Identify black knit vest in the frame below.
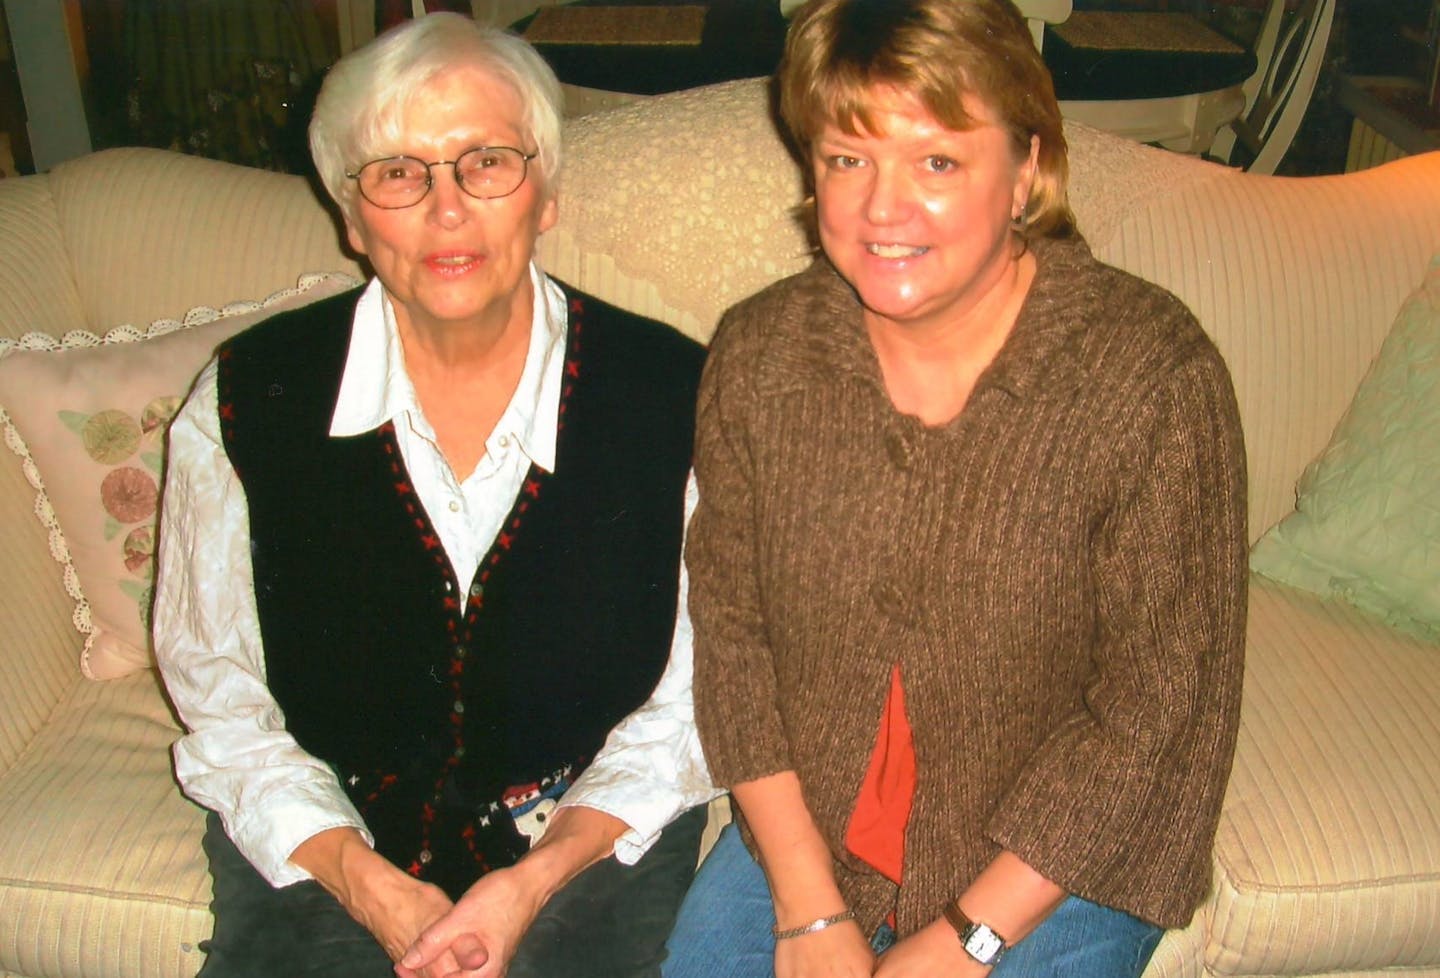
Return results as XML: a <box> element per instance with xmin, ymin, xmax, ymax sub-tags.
<box><xmin>216</xmin><ymin>284</ymin><xmax>703</xmax><ymax>896</ymax></box>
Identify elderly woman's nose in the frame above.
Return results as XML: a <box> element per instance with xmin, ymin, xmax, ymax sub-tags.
<box><xmin>425</xmin><ymin>165</ymin><xmax>470</xmax><ymax>224</ymax></box>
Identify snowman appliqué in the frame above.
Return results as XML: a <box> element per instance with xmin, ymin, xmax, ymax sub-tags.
<box><xmin>501</xmin><ymin>767</ymin><xmax>573</xmax><ymax>846</ymax></box>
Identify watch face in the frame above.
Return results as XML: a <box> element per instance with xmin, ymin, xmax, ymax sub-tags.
<box><xmin>965</xmin><ymin>926</ymin><xmax>1005</xmax><ymax>963</ymax></box>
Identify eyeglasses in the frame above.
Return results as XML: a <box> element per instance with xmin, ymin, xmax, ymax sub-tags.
<box><xmin>346</xmin><ymin>146</ymin><xmax>538</xmax><ymax>209</ymax></box>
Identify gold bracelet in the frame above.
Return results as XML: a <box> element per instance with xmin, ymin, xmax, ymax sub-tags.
<box><xmin>771</xmin><ymin>910</ymin><xmax>856</xmax><ymax>941</ymax></box>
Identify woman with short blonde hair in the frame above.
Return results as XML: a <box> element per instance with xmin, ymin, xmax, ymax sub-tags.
<box><xmin>664</xmin><ymin>1</ymin><xmax>1247</xmax><ymax>976</ymax></box>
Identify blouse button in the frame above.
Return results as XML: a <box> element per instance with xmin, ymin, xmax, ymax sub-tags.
<box><xmin>498</xmin><ymin>435</ymin><xmax>511</xmax><ymax>449</ymax></box>
<box><xmin>449</xmin><ymin>500</ymin><xmax>461</xmax><ymax>513</ymax></box>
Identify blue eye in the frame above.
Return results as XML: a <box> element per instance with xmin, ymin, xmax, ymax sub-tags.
<box><xmin>923</xmin><ymin>155</ymin><xmax>958</xmax><ymax>174</ymax></box>
<box><xmin>826</xmin><ymin>154</ymin><xmax>863</xmax><ymax>170</ymax></box>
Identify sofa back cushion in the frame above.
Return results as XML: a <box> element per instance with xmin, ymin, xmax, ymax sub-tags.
<box><xmin>1094</xmin><ymin>153</ymin><xmax>1440</xmax><ymax>541</ymax></box>
<box><xmin>40</xmin><ymin>147</ymin><xmax>362</xmax><ymax>335</ymax></box>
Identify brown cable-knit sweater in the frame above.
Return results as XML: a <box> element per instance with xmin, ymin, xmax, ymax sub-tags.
<box><xmin>688</xmin><ymin>236</ymin><xmax>1248</xmax><ymax>934</ymax></box>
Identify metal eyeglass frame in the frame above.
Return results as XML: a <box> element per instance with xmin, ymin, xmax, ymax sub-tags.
<box><xmin>345</xmin><ymin>146</ymin><xmax>539</xmax><ymax>209</ymax></box>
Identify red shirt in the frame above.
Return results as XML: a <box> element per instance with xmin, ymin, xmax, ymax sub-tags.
<box><xmin>845</xmin><ymin>664</ymin><xmax>916</xmax><ymax>885</ymax></box>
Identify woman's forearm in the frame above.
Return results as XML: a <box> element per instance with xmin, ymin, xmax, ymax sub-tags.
<box><xmin>289</xmin><ymin>826</ymin><xmax>386</xmax><ymax>908</ymax></box>
<box><xmin>952</xmin><ymin>849</ymin><xmax>1066</xmax><ymax>950</ymax></box>
<box><xmin>731</xmin><ymin>770</ymin><xmax>849</xmax><ymax>927</ymax></box>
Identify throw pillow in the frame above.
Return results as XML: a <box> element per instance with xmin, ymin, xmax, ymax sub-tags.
<box><xmin>0</xmin><ymin>271</ymin><xmax>361</xmax><ymax>679</ymax></box>
<box><xmin>1249</xmin><ymin>251</ymin><xmax>1440</xmax><ymax>642</ymax></box>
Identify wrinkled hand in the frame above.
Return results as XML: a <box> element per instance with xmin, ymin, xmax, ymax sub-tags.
<box><xmin>773</xmin><ymin>919</ymin><xmax>874</xmax><ymax>978</ymax></box>
<box><xmin>289</xmin><ymin>828</ymin><xmax>465</xmax><ymax>978</ymax></box>
<box><xmin>872</xmin><ymin>918</ymin><xmax>979</xmax><ymax>978</ymax></box>
<box><xmin>341</xmin><ymin>864</ymin><xmax>462</xmax><ymax>978</ymax></box>
<box><xmin>398</xmin><ymin>864</ymin><xmax>547</xmax><ymax>978</ymax></box>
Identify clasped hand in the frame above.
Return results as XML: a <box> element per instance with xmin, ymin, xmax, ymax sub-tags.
<box><xmin>395</xmin><ymin>863</ymin><xmax>546</xmax><ymax>978</ymax></box>
<box><xmin>774</xmin><ymin>917</ymin><xmax>981</xmax><ymax>978</ymax></box>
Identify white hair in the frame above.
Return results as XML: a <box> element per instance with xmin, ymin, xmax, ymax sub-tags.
<box><xmin>309</xmin><ymin>12</ymin><xmax>563</xmax><ymax>223</ymax></box>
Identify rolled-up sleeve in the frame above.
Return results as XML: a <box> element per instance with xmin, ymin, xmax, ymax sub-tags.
<box><xmin>154</xmin><ymin>360</ymin><xmax>369</xmax><ymax>888</ymax></box>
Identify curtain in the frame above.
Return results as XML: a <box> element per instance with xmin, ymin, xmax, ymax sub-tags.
<box><xmin>121</xmin><ymin>0</ymin><xmax>334</xmax><ymax>171</ymax></box>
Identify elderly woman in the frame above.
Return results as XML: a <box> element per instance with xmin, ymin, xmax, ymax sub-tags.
<box><xmin>664</xmin><ymin>1</ymin><xmax>1248</xmax><ymax>977</ymax></box>
<box><xmin>154</xmin><ymin>14</ymin><xmax>717</xmax><ymax>978</ymax></box>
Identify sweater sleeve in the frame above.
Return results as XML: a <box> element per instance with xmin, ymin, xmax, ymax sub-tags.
<box><xmin>986</xmin><ymin>336</ymin><xmax>1249</xmax><ymax>927</ymax></box>
<box><xmin>687</xmin><ymin>308</ymin><xmax>797</xmax><ymax>788</ymax></box>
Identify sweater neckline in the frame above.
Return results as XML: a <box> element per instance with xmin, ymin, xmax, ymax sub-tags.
<box><xmin>764</xmin><ymin>236</ymin><xmax>1097</xmax><ymax>417</ymax></box>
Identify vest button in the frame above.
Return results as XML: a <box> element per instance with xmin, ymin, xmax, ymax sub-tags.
<box><xmin>453</xmin><ymin>700</ymin><xmax>466</xmax><ymax>714</ymax></box>
<box><xmin>418</xmin><ymin>848</ymin><xmax>432</xmax><ymax>864</ymax></box>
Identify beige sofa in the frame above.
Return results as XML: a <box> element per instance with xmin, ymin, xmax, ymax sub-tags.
<box><xmin>1</xmin><ymin>79</ymin><xmax>1438</xmax><ymax>978</ymax></box>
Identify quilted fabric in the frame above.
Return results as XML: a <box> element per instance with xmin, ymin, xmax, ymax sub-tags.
<box><xmin>1249</xmin><ymin>252</ymin><xmax>1440</xmax><ymax>642</ymax></box>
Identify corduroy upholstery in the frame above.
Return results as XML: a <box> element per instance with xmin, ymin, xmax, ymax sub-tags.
<box><xmin>0</xmin><ymin>79</ymin><xmax>1437</xmax><ymax>978</ymax></box>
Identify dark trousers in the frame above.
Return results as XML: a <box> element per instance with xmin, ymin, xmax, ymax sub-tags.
<box><xmin>197</xmin><ymin>806</ymin><xmax>707</xmax><ymax>978</ymax></box>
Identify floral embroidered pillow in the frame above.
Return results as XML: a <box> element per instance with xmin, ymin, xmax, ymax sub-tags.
<box><xmin>0</xmin><ymin>272</ymin><xmax>360</xmax><ymax>679</ymax></box>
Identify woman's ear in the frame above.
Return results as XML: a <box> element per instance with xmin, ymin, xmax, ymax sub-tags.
<box><xmin>344</xmin><ymin>217</ymin><xmax>370</xmax><ymax>258</ymax></box>
<box><xmin>1014</xmin><ymin>133</ymin><xmax>1040</xmax><ymax>219</ymax></box>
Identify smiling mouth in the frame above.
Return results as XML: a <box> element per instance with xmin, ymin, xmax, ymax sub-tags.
<box><xmin>429</xmin><ymin>254</ymin><xmax>481</xmax><ymax>267</ymax></box>
<box><xmin>867</xmin><ymin>243</ymin><xmax>929</xmax><ymax>259</ymax></box>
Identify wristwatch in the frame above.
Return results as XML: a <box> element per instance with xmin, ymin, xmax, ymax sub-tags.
<box><xmin>942</xmin><ymin>902</ymin><xmax>1009</xmax><ymax>967</ymax></box>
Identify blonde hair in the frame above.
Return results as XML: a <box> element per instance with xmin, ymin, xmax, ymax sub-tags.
<box><xmin>309</xmin><ymin>13</ymin><xmax>563</xmax><ymax>224</ymax></box>
<box><xmin>778</xmin><ymin>0</ymin><xmax>1074</xmax><ymax>239</ymax></box>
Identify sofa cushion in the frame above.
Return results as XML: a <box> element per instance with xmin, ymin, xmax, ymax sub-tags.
<box><xmin>1204</xmin><ymin>577</ymin><xmax>1440</xmax><ymax>975</ymax></box>
<box><xmin>0</xmin><ymin>671</ymin><xmax>209</xmax><ymax>978</ymax></box>
<box><xmin>1249</xmin><ymin>252</ymin><xmax>1440</xmax><ymax>642</ymax></box>
<box><xmin>0</xmin><ymin>272</ymin><xmax>360</xmax><ymax>679</ymax></box>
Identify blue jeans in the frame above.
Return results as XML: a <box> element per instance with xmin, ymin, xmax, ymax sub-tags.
<box><xmin>662</xmin><ymin>823</ymin><xmax>1162</xmax><ymax>978</ymax></box>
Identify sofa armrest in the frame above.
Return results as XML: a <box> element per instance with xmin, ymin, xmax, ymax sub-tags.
<box><xmin>0</xmin><ymin>443</ymin><xmax>85</xmax><ymax>774</ymax></box>
<box><xmin>0</xmin><ymin>173</ymin><xmax>88</xmax><ymax>343</ymax></box>
<box><xmin>46</xmin><ymin>147</ymin><xmax>363</xmax><ymax>332</ymax></box>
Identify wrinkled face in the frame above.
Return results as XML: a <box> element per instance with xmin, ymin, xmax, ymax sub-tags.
<box><xmin>344</xmin><ymin>66</ymin><xmax>557</xmax><ymax>337</ymax></box>
<box><xmin>812</xmin><ymin>88</ymin><xmax>1038</xmax><ymax>336</ymax></box>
